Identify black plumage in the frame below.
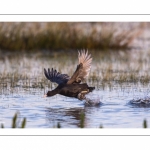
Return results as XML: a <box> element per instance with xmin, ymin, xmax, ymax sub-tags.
<box><xmin>44</xmin><ymin>50</ymin><xmax>95</xmax><ymax>100</ymax></box>
<box><xmin>44</xmin><ymin>68</ymin><xmax>69</xmax><ymax>85</ymax></box>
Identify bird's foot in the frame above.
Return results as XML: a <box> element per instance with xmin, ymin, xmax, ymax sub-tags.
<box><xmin>77</xmin><ymin>93</ymin><xmax>84</xmax><ymax>100</ymax></box>
<box><xmin>43</xmin><ymin>94</ymin><xmax>47</xmax><ymax>98</ymax></box>
<box><xmin>77</xmin><ymin>90</ymin><xmax>89</xmax><ymax>100</ymax></box>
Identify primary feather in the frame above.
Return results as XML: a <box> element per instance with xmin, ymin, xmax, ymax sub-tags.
<box><xmin>67</xmin><ymin>50</ymin><xmax>92</xmax><ymax>84</ymax></box>
<box><xmin>44</xmin><ymin>68</ymin><xmax>70</xmax><ymax>85</ymax></box>
<box><xmin>78</xmin><ymin>50</ymin><xmax>92</xmax><ymax>78</ymax></box>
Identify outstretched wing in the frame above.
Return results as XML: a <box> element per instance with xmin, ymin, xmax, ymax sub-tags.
<box><xmin>67</xmin><ymin>50</ymin><xmax>92</xmax><ymax>84</ymax></box>
<box><xmin>44</xmin><ymin>68</ymin><xmax>70</xmax><ymax>85</ymax></box>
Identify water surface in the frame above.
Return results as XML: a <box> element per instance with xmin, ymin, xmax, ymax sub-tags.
<box><xmin>0</xmin><ymin>83</ymin><xmax>150</xmax><ymax>128</ymax></box>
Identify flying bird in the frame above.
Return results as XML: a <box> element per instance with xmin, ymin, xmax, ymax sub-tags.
<box><xmin>44</xmin><ymin>50</ymin><xmax>95</xmax><ymax>100</ymax></box>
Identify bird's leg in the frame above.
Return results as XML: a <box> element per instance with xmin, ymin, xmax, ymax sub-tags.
<box><xmin>77</xmin><ymin>93</ymin><xmax>85</xmax><ymax>100</ymax></box>
<box><xmin>77</xmin><ymin>89</ymin><xmax>89</xmax><ymax>100</ymax></box>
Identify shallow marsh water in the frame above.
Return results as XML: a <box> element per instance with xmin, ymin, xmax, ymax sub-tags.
<box><xmin>1</xmin><ymin>50</ymin><xmax>150</xmax><ymax>128</ymax></box>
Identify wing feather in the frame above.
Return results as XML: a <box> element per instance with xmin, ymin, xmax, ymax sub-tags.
<box><xmin>44</xmin><ymin>68</ymin><xmax>70</xmax><ymax>85</ymax></box>
<box><xmin>67</xmin><ymin>50</ymin><xmax>92</xmax><ymax>84</ymax></box>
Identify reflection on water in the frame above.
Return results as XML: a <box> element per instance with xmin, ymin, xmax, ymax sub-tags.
<box><xmin>46</xmin><ymin>107</ymin><xmax>84</xmax><ymax>128</ymax></box>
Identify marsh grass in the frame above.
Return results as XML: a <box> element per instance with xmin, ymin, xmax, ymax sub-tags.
<box><xmin>0</xmin><ymin>22</ymin><xmax>141</xmax><ymax>51</ymax></box>
<box><xmin>143</xmin><ymin>119</ymin><xmax>148</xmax><ymax>128</ymax></box>
<box><xmin>1</xmin><ymin>111</ymin><xmax>147</xmax><ymax>128</ymax></box>
<box><xmin>1</xmin><ymin>49</ymin><xmax>150</xmax><ymax>92</ymax></box>
<box><xmin>80</xmin><ymin>112</ymin><xmax>85</xmax><ymax>128</ymax></box>
<box><xmin>1</xmin><ymin>112</ymin><xmax>26</xmax><ymax>128</ymax></box>
<box><xmin>54</xmin><ymin>118</ymin><xmax>148</xmax><ymax>128</ymax></box>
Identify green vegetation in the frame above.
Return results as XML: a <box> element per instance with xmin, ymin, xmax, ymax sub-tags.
<box><xmin>0</xmin><ymin>22</ymin><xmax>140</xmax><ymax>51</ymax></box>
<box><xmin>57</xmin><ymin>122</ymin><xmax>61</xmax><ymax>128</ymax></box>
<box><xmin>1</xmin><ymin>112</ymin><xmax>26</xmax><ymax>128</ymax></box>
<box><xmin>143</xmin><ymin>119</ymin><xmax>148</xmax><ymax>128</ymax></box>
<box><xmin>80</xmin><ymin>112</ymin><xmax>85</xmax><ymax>128</ymax></box>
<box><xmin>1</xmin><ymin>112</ymin><xmax>148</xmax><ymax>128</ymax></box>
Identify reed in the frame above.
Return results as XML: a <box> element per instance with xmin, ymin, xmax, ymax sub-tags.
<box><xmin>143</xmin><ymin>119</ymin><xmax>148</xmax><ymax>128</ymax></box>
<box><xmin>1</xmin><ymin>49</ymin><xmax>150</xmax><ymax>92</ymax></box>
<box><xmin>80</xmin><ymin>112</ymin><xmax>85</xmax><ymax>128</ymax></box>
<box><xmin>1</xmin><ymin>112</ymin><xmax>26</xmax><ymax>128</ymax></box>
<box><xmin>0</xmin><ymin>112</ymin><xmax>148</xmax><ymax>128</ymax></box>
<box><xmin>0</xmin><ymin>22</ymin><xmax>141</xmax><ymax>51</ymax></box>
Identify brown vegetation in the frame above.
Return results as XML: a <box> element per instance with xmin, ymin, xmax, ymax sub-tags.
<box><xmin>0</xmin><ymin>22</ymin><xmax>142</xmax><ymax>51</ymax></box>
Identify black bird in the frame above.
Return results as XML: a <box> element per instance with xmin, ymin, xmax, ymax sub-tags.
<box><xmin>44</xmin><ymin>50</ymin><xmax>95</xmax><ymax>100</ymax></box>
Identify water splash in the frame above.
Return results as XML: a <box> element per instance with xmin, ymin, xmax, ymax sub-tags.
<box><xmin>83</xmin><ymin>91</ymin><xmax>101</xmax><ymax>106</ymax></box>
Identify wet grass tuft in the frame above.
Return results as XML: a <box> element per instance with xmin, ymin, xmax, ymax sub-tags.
<box><xmin>143</xmin><ymin>119</ymin><xmax>148</xmax><ymax>128</ymax></box>
<box><xmin>57</xmin><ymin>122</ymin><xmax>61</xmax><ymax>128</ymax></box>
<box><xmin>1</xmin><ymin>112</ymin><xmax>149</xmax><ymax>128</ymax></box>
<box><xmin>80</xmin><ymin>112</ymin><xmax>85</xmax><ymax>128</ymax></box>
<box><xmin>1</xmin><ymin>112</ymin><xmax>26</xmax><ymax>128</ymax></box>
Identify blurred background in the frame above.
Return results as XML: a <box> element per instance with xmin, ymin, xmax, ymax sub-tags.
<box><xmin>0</xmin><ymin>22</ymin><xmax>148</xmax><ymax>51</ymax></box>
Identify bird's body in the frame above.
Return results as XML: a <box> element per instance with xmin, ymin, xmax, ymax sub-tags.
<box><xmin>47</xmin><ymin>83</ymin><xmax>95</xmax><ymax>100</ymax></box>
<box><xmin>44</xmin><ymin>50</ymin><xmax>95</xmax><ymax>100</ymax></box>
